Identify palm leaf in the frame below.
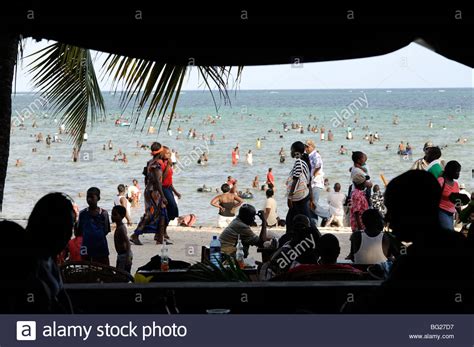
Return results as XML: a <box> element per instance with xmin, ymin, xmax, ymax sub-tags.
<box><xmin>27</xmin><ymin>42</ymin><xmax>243</xmax><ymax>145</ymax></box>
<box><xmin>102</xmin><ymin>55</ymin><xmax>243</xmax><ymax>132</ymax></box>
<box><xmin>27</xmin><ymin>43</ymin><xmax>105</xmax><ymax>149</ymax></box>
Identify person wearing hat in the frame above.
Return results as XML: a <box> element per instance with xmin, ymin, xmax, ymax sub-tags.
<box><xmin>410</xmin><ymin>141</ymin><xmax>434</xmax><ymax>170</ymax></box>
<box><xmin>219</xmin><ymin>204</ymin><xmax>271</xmax><ymax>257</ymax></box>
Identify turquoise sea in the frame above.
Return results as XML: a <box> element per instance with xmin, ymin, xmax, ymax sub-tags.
<box><xmin>3</xmin><ymin>88</ymin><xmax>473</xmax><ymax>225</ymax></box>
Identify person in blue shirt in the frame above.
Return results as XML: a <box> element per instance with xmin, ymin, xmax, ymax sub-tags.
<box><xmin>77</xmin><ymin>187</ymin><xmax>111</xmax><ymax>265</ymax></box>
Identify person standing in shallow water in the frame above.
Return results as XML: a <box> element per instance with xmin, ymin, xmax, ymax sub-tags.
<box><xmin>211</xmin><ymin>183</ymin><xmax>243</xmax><ymax>228</ymax></box>
<box><xmin>231</xmin><ymin>147</ymin><xmax>238</xmax><ymax>166</ymax></box>
<box><xmin>246</xmin><ymin>150</ymin><xmax>253</xmax><ymax>165</ymax></box>
<box><xmin>72</xmin><ymin>147</ymin><xmax>79</xmax><ymax>162</ymax></box>
<box><xmin>252</xmin><ymin>176</ymin><xmax>260</xmax><ymax>189</ymax></box>
<box><xmin>131</xmin><ymin>142</ymin><xmax>168</xmax><ymax>245</ymax></box>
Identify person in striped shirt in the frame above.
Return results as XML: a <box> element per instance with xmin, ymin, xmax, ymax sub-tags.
<box><xmin>285</xmin><ymin>141</ymin><xmax>314</xmax><ymax>233</ymax></box>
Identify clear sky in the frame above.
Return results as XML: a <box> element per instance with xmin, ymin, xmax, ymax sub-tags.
<box><xmin>15</xmin><ymin>39</ymin><xmax>473</xmax><ymax>92</ymax></box>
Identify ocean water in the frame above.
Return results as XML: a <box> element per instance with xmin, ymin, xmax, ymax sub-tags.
<box><xmin>3</xmin><ymin>88</ymin><xmax>473</xmax><ymax>225</ymax></box>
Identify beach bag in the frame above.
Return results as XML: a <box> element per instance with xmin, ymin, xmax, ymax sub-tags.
<box><xmin>178</xmin><ymin>214</ymin><xmax>197</xmax><ymax>227</ymax></box>
<box><xmin>286</xmin><ymin>176</ymin><xmax>308</xmax><ymax>201</ymax></box>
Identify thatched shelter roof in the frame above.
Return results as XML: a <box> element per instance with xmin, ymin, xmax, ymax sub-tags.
<box><xmin>2</xmin><ymin>4</ymin><xmax>472</xmax><ymax>67</ymax></box>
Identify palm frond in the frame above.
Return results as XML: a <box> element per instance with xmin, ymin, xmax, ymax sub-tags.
<box><xmin>102</xmin><ymin>55</ymin><xmax>243</xmax><ymax>132</ymax></box>
<box><xmin>27</xmin><ymin>43</ymin><xmax>105</xmax><ymax>149</ymax></box>
<box><xmin>13</xmin><ymin>36</ymin><xmax>25</xmax><ymax>95</ymax></box>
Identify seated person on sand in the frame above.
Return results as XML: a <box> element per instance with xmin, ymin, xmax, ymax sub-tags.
<box><xmin>264</xmin><ymin>188</ymin><xmax>279</xmax><ymax>228</ymax></box>
<box><xmin>219</xmin><ymin>204</ymin><xmax>271</xmax><ymax>257</ymax></box>
<box><xmin>348</xmin><ymin>209</ymin><xmax>399</xmax><ymax>265</ymax></box>
<box><xmin>326</xmin><ymin>183</ymin><xmax>346</xmax><ymax>227</ymax></box>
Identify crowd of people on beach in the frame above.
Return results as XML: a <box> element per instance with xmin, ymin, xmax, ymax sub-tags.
<box><xmin>3</xmin><ymin>111</ymin><xmax>474</xmax><ymax>314</ymax></box>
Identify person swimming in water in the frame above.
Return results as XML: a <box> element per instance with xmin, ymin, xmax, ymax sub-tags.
<box><xmin>197</xmin><ymin>185</ymin><xmax>213</xmax><ymax>193</ymax></box>
<box><xmin>240</xmin><ymin>189</ymin><xmax>254</xmax><ymax>199</ymax></box>
<box><xmin>252</xmin><ymin>176</ymin><xmax>260</xmax><ymax>189</ymax></box>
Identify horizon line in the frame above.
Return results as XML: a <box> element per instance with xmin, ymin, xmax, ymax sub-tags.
<box><xmin>12</xmin><ymin>86</ymin><xmax>473</xmax><ymax>93</ymax></box>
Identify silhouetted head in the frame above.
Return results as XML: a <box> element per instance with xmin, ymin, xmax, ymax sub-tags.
<box><xmin>373</xmin><ymin>184</ymin><xmax>380</xmax><ymax>193</ymax></box>
<box><xmin>266</xmin><ymin>188</ymin><xmax>274</xmax><ymax>198</ymax></box>
<box><xmin>0</xmin><ymin>220</ymin><xmax>27</xmax><ymax>258</ymax></box>
<box><xmin>293</xmin><ymin>214</ymin><xmax>310</xmax><ymax>227</ymax></box>
<box><xmin>112</xmin><ymin>205</ymin><xmax>126</xmax><ymax>224</ymax></box>
<box><xmin>362</xmin><ymin>209</ymin><xmax>384</xmax><ymax>233</ymax></box>
<box><xmin>238</xmin><ymin>204</ymin><xmax>257</xmax><ymax>225</ymax></box>
<box><xmin>334</xmin><ymin>183</ymin><xmax>341</xmax><ymax>192</ymax></box>
<box><xmin>86</xmin><ymin>187</ymin><xmax>100</xmax><ymax>207</ymax></box>
<box><xmin>443</xmin><ymin>160</ymin><xmax>461</xmax><ymax>180</ymax></box>
<box><xmin>425</xmin><ymin>146</ymin><xmax>441</xmax><ymax>163</ymax></box>
<box><xmin>150</xmin><ymin>142</ymin><xmax>161</xmax><ymax>152</ymax></box>
<box><xmin>117</xmin><ymin>184</ymin><xmax>126</xmax><ymax>193</ymax></box>
<box><xmin>291</xmin><ymin>141</ymin><xmax>305</xmax><ymax>158</ymax></box>
<box><xmin>221</xmin><ymin>183</ymin><xmax>230</xmax><ymax>193</ymax></box>
<box><xmin>290</xmin><ymin>214</ymin><xmax>313</xmax><ymax>239</ymax></box>
<box><xmin>27</xmin><ymin>193</ymin><xmax>75</xmax><ymax>257</ymax></box>
<box><xmin>316</xmin><ymin>234</ymin><xmax>340</xmax><ymax>264</ymax></box>
<box><xmin>352</xmin><ymin>151</ymin><xmax>367</xmax><ymax>166</ymax></box>
<box><xmin>384</xmin><ymin>170</ymin><xmax>441</xmax><ymax>242</ymax></box>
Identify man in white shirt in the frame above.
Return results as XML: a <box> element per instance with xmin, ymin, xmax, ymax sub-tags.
<box><xmin>264</xmin><ymin>188</ymin><xmax>279</xmax><ymax>227</ymax></box>
<box><xmin>326</xmin><ymin>183</ymin><xmax>346</xmax><ymax>227</ymax></box>
<box><xmin>305</xmin><ymin>140</ymin><xmax>331</xmax><ymax>225</ymax></box>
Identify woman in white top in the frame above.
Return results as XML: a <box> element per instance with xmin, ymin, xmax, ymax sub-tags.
<box><xmin>348</xmin><ymin>209</ymin><xmax>398</xmax><ymax>264</ymax></box>
<box><xmin>114</xmin><ymin>184</ymin><xmax>132</xmax><ymax>226</ymax></box>
<box><xmin>246</xmin><ymin>150</ymin><xmax>253</xmax><ymax>165</ymax></box>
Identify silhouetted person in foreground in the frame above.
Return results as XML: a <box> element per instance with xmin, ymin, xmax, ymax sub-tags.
<box><xmin>26</xmin><ymin>193</ymin><xmax>75</xmax><ymax>313</ymax></box>
<box><xmin>1</xmin><ymin>193</ymin><xmax>75</xmax><ymax>313</ymax></box>
<box><xmin>0</xmin><ymin>220</ymin><xmax>33</xmax><ymax>312</ymax></box>
<box><xmin>354</xmin><ymin>170</ymin><xmax>473</xmax><ymax>313</ymax></box>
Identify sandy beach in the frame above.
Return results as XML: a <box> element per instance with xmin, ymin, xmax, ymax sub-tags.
<box><xmin>106</xmin><ymin>225</ymin><xmax>352</xmax><ymax>274</ymax></box>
